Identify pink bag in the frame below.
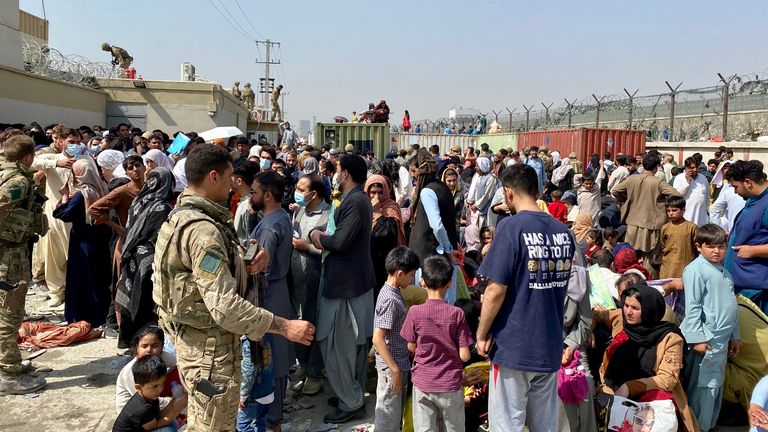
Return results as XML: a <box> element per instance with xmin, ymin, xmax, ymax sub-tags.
<box><xmin>557</xmin><ymin>350</ymin><xmax>589</xmax><ymax>405</ymax></box>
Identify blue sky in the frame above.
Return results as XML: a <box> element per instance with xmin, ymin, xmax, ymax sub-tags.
<box><xmin>20</xmin><ymin>0</ymin><xmax>767</xmax><ymax>127</ymax></box>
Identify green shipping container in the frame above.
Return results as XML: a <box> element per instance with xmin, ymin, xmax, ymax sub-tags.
<box><xmin>478</xmin><ymin>133</ymin><xmax>518</xmax><ymax>153</ymax></box>
<box><xmin>314</xmin><ymin>123</ymin><xmax>391</xmax><ymax>159</ymax></box>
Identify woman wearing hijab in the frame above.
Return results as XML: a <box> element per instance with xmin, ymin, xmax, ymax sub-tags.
<box><xmin>614</xmin><ymin>247</ymin><xmax>653</xmax><ymax>280</ymax></box>
<box><xmin>97</xmin><ymin>149</ymin><xmax>127</xmax><ymax>186</ymax></box>
<box><xmin>599</xmin><ymin>285</ymin><xmax>698</xmax><ymax>432</ymax></box>
<box><xmin>142</xmin><ymin>148</ymin><xmax>174</xmax><ymax>173</ymax></box>
<box><xmin>53</xmin><ymin>157</ymin><xmax>112</xmax><ymax>327</ymax></box>
<box><xmin>552</xmin><ymin>157</ymin><xmax>575</xmax><ymax>193</ymax></box>
<box><xmin>465</xmin><ymin>157</ymin><xmax>498</xmax><ymax>251</ymax></box>
<box><xmin>441</xmin><ymin>168</ymin><xmax>466</xmax><ymax>235</ymax></box>
<box><xmin>115</xmin><ymin>168</ymin><xmax>176</xmax><ymax>349</ymax></box>
<box><xmin>365</xmin><ymin>174</ymin><xmax>406</xmax><ymax>291</ymax></box>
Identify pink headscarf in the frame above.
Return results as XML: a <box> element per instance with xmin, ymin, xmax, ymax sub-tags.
<box><xmin>72</xmin><ymin>157</ymin><xmax>108</xmax><ymax>224</ymax></box>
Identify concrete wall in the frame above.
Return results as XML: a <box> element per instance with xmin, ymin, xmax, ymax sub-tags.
<box><xmin>97</xmin><ymin>79</ymin><xmax>248</xmax><ymax>133</ymax></box>
<box><xmin>647</xmin><ymin>141</ymin><xmax>768</xmax><ymax>166</ymax></box>
<box><xmin>0</xmin><ymin>64</ymin><xmax>107</xmax><ymax>127</ymax></box>
<box><xmin>0</xmin><ymin>0</ymin><xmax>23</xmax><ymax>69</ymax></box>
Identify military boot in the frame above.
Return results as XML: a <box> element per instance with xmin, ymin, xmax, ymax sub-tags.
<box><xmin>0</xmin><ymin>371</ymin><xmax>46</xmax><ymax>395</ymax></box>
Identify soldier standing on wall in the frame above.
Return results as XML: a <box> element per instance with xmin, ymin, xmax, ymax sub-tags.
<box><xmin>271</xmin><ymin>84</ymin><xmax>284</xmax><ymax>122</ymax></box>
<box><xmin>0</xmin><ymin>135</ymin><xmax>48</xmax><ymax>394</ymax></box>
<box><xmin>152</xmin><ymin>144</ymin><xmax>315</xmax><ymax>431</ymax></box>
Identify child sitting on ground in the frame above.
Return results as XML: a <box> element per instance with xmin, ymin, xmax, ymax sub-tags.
<box><xmin>547</xmin><ymin>190</ymin><xmax>568</xmax><ymax>224</ymax></box>
<box><xmin>401</xmin><ymin>255</ymin><xmax>474</xmax><ymax>432</ymax></box>
<box><xmin>116</xmin><ymin>326</ymin><xmax>182</xmax><ymax>415</ymax></box>
<box><xmin>681</xmin><ymin>224</ymin><xmax>740</xmax><ymax>432</ymax></box>
<box><xmin>113</xmin><ymin>354</ymin><xmax>186</xmax><ymax>432</ymax></box>
<box><xmin>373</xmin><ymin>246</ymin><xmax>420</xmax><ymax>432</ymax></box>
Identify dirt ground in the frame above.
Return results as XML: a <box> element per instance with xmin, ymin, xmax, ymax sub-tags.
<box><xmin>0</xmin><ymin>293</ymin><xmax>750</xmax><ymax>432</ymax></box>
<box><xmin>0</xmin><ymin>293</ymin><xmax>375</xmax><ymax>432</ymax></box>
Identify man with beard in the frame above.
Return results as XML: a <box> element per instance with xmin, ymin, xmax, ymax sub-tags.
<box><xmin>309</xmin><ymin>154</ymin><xmax>375</xmax><ymax>423</ymax></box>
<box><xmin>249</xmin><ymin>170</ymin><xmax>295</xmax><ymax>430</ymax></box>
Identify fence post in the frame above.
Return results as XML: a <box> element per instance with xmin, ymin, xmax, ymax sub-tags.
<box><xmin>541</xmin><ymin>102</ymin><xmax>553</xmax><ymax>127</ymax></box>
<box><xmin>505</xmin><ymin>107</ymin><xmax>516</xmax><ymax>132</ymax></box>
<box><xmin>522</xmin><ymin>104</ymin><xmax>532</xmax><ymax>131</ymax></box>
<box><xmin>623</xmin><ymin>88</ymin><xmax>638</xmax><ymax>129</ymax></box>
<box><xmin>592</xmin><ymin>94</ymin><xmax>606</xmax><ymax>128</ymax></box>
<box><xmin>564</xmin><ymin>98</ymin><xmax>574</xmax><ymax>128</ymax></box>
<box><xmin>717</xmin><ymin>73</ymin><xmax>737</xmax><ymax>140</ymax></box>
<box><xmin>665</xmin><ymin>81</ymin><xmax>682</xmax><ymax>141</ymax></box>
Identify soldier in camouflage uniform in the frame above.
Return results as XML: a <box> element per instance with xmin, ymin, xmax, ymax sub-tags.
<box><xmin>0</xmin><ymin>135</ymin><xmax>48</xmax><ymax>394</ymax></box>
<box><xmin>152</xmin><ymin>144</ymin><xmax>314</xmax><ymax>431</ymax></box>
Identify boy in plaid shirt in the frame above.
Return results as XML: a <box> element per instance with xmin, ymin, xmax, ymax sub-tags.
<box><xmin>372</xmin><ymin>246</ymin><xmax>421</xmax><ymax>432</ymax></box>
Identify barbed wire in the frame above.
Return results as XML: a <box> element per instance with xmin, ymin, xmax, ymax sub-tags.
<box><xmin>21</xmin><ymin>39</ymin><xmax>121</xmax><ymax>88</ymax></box>
<box><xmin>412</xmin><ymin>69</ymin><xmax>768</xmax><ymax>140</ymax></box>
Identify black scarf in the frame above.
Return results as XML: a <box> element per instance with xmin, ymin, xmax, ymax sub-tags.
<box><xmin>115</xmin><ymin>168</ymin><xmax>176</xmax><ymax>319</ymax></box>
<box><xmin>604</xmin><ymin>285</ymin><xmax>683</xmax><ymax>390</ymax></box>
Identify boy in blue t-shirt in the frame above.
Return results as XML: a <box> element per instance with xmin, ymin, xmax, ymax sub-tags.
<box><xmin>476</xmin><ymin>163</ymin><xmax>575</xmax><ymax>432</ymax></box>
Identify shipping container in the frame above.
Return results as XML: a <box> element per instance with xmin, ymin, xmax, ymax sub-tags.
<box><xmin>515</xmin><ymin>128</ymin><xmax>646</xmax><ymax>161</ymax></box>
<box><xmin>480</xmin><ymin>133</ymin><xmax>518</xmax><ymax>153</ymax></box>
<box><xmin>392</xmin><ymin>133</ymin><xmax>480</xmax><ymax>156</ymax></box>
<box><xmin>314</xmin><ymin>123</ymin><xmax>390</xmax><ymax>158</ymax></box>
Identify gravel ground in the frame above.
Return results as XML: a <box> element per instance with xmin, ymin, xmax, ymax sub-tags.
<box><xmin>0</xmin><ymin>292</ymin><xmax>375</xmax><ymax>432</ymax></box>
<box><xmin>0</xmin><ymin>292</ymin><xmax>749</xmax><ymax>431</ymax></box>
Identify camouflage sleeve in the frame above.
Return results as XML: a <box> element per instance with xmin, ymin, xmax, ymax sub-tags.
<box><xmin>0</xmin><ymin>175</ymin><xmax>30</xmax><ymax>219</ymax></box>
<box><xmin>182</xmin><ymin>221</ymin><xmax>274</xmax><ymax>340</ymax></box>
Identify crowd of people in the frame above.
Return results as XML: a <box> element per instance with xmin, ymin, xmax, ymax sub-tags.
<box><xmin>1</xmin><ymin>119</ymin><xmax>768</xmax><ymax>432</ymax></box>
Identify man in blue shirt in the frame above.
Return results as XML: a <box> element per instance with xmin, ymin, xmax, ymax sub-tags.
<box><xmin>724</xmin><ymin>160</ymin><xmax>768</xmax><ymax>313</ymax></box>
<box><xmin>476</xmin><ymin>164</ymin><xmax>575</xmax><ymax>432</ymax></box>
<box><xmin>525</xmin><ymin>146</ymin><xmax>546</xmax><ymax>195</ymax></box>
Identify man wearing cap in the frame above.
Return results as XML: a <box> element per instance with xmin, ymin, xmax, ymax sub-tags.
<box><xmin>30</xmin><ymin>127</ymin><xmax>78</xmax><ymax>308</ymax></box>
<box><xmin>344</xmin><ymin>143</ymin><xmax>356</xmax><ymax>155</ymax></box>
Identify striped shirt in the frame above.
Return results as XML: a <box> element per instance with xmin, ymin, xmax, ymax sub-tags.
<box><xmin>374</xmin><ymin>283</ymin><xmax>410</xmax><ymax>371</ymax></box>
<box><xmin>400</xmin><ymin>299</ymin><xmax>474</xmax><ymax>392</ymax></box>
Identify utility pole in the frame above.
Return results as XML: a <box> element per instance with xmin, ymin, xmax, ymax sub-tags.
<box><xmin>623</xmin><ymin>88</ymin><xmax>638</xmax><ymax>129</ymax></box>
<box><xmin>564</xmin><ymin>98</ymin><xmax>574</xmax><ymax>128</ymax></box>
<box><xmin>717</xmin><ymin>73</ymin><xmax>736</xmax><ymax>140</ymax></box>
<box><xmin>665</xmin><ymin>81</ymin><xmax>682</xmax><ymax>141</ymax></box>
<box><xmin>255</xmin><ymin>39</ymin><xmax>281</xmax><ymax>117</ymax></box>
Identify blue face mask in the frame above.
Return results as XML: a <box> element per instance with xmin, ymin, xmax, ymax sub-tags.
<box><xmin>294</xmin><ymin>191</ymin><xmax>308</xmax><ymax>207</ymax></box>
<box><xmin>260</xmin><ymin>159</ymin><xmax>271</xmax><ymax>170</ymax></box>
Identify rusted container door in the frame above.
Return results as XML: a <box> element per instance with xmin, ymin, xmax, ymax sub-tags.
<box><xmin>516</xmin><ymin>129</ymin><xmax>582</xmax><ymax>158</ymax></box>
<box><xmin>517</xmin><ymin>128</ymin><xmax>646</xmax><ymax>161</ymax></box>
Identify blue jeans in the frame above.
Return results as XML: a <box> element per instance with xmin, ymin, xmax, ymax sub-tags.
<box><xmin>151</xmin><ymin>420</ymin><xmax>179</xmax><ymax>432</ymax></box>
<box><xmin>237</xmin><ymin>401</ymin><xmax>269</xmax><ymax>432</ymax></box>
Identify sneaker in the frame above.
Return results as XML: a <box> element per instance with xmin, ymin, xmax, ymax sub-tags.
<box><xmin>0</xmin><ymin>371</ymin><xmax>46</xmax><ymax>395</ymax></box>
<box><xmin>301</xmin><ymin>376</ymin><xmax>323</xmax><ymax>396</ymax></box>
<box><xmin>291</xmin><ymin>366</ymin><xmax>307</xmax><ymax>382</ymax></box>
<box><xmin>101</xmin><ymin>327</ymin><xmax>119</xmax><ymax>339</ymax></box>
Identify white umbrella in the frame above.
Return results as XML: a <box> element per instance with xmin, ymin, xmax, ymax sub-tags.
<box><xmin>199</xmin><ymin>126</ymin><xmax>244</xmax><ymax>141</ymax></box>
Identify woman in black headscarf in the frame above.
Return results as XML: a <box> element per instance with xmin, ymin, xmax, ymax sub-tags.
<box><xmin>598</xmin><ymin>285</ymin><xmax>698</xmax><ymax>431</ymax></box>
<box><xmin>115</xmin><ymin>168</ymin><xmax>176</xmax><ymax>348</ymax></box>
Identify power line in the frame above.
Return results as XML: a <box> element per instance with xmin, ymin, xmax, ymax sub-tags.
<box><xmin>217</xmin><ymin>0</ymin><xmax>254</xmax><ymax>39</ymax></box>
<box><xmin>206</xmin><ymin>0</ymin><xmax>255</xmax><ymax>42</ymax></box>
<box><xmin>233</xmin><ymin>0</ymin><xmax>265</xmax><ymax>40</ymax></box>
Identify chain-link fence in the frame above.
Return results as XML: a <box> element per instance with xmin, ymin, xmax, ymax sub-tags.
<box><xmin>413</xmin><ymin>70</ymin><xmax>768</xmax><ymax>141</ymax></box>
